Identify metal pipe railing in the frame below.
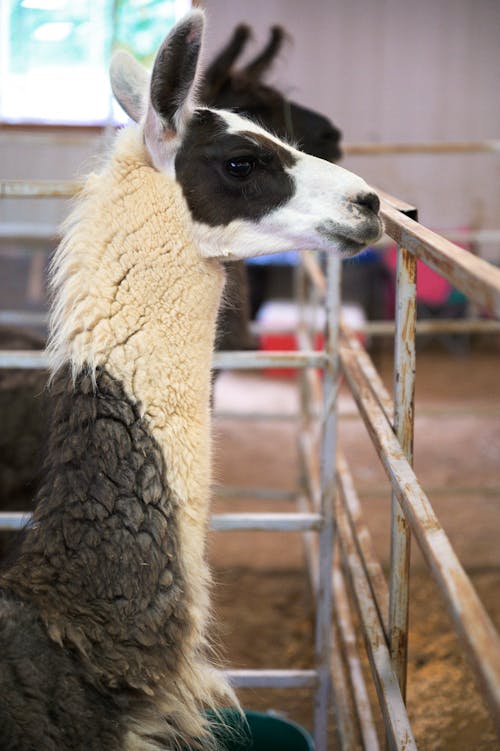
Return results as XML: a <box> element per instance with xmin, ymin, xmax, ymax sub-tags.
<box><xmin>313</xmin><ymin>252</ymin><xmax>341</xmax><ymax>749</ymax></box>
<box><xmin>227</xmin><ymin>669</ymin><xmax>317</xmax><ymax>688</ymax></box>
<box><xmin>341</xmin><ymin>344</ymin><xmax>500</xmax><ymax>729</ymax></box>
<box><xmin>389</xmin><ymin>243</ymin><xmax>417</xmax><ymax>700</ymax></box>
<box><xmin>296</xmin><ymin>261</ymin><xmax>382</xmax><ymax>750</ymax></box>
<box><xmin>0</xmin><ymin>349</ymin><xmax>326</xmax><ymax>371</ymax></box>
<box><xmin>344</xmin><ymin>140</ymin><xmax>500</xmax><ymax>156</ymax></box>
<box><xmin>381</xmin><ymin>202</ymin><xmax>500</xmax><ymax>317</ymax></box>
<box><xmin>301</xmin><ymin>221</ymin><xmax>500</xmax><ymax>739</ymax></box>
<box><xmin>0</xmin><ymin>511</ymin><xmax>323</xmax><ymax>532</ymax></box>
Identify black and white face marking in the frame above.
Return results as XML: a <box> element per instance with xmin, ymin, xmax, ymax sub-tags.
<box><xmin>109</xmin><ymin>10</ymin><xmax>383</xmax><ymax>261</ymax></box>
<box><xmin>175</xmin><ymin>109</ymin><xmax>297</xmax><ymax>226</ymax></box>
<box><xmin>174</xmin><ymin>107</ymin><xmax>383</xmax><ymax>260</ymax></box>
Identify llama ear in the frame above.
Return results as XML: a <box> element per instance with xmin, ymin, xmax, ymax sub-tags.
<box><xmin>110</xmin><ymin>50</ymin><xmax>149</xmax><ymax>123</ymax></box>
<box><xmin>148</xmin><ymin>10</ymin><xmax>204</xmax><ymax>131</ymax></box>
<box><xmin>143</xmin><ymin>10</ymin><xmax>205</xmax><ymax>170</ymax></box>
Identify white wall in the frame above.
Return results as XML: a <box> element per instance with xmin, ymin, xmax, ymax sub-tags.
<box><xmin>0</xmin><ymin>0</ymin><xmax>499</xmax><ymax>258</ymax></box>
<box><xmin>0</xmin><ymin>128</ymin><xmax>110</xmax><ymax>231</ymax></box>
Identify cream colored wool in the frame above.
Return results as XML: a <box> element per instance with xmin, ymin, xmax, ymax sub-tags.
<box><xmin>48</xmin><ymin>126</ymin><xmax>235</xmax><ymax>748</ymax></box>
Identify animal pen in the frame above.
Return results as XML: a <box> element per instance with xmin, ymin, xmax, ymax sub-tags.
<box><xmin>0</xmin><ymin>153</ymin><xmax>499</xmax><ymax>750</ymax></box>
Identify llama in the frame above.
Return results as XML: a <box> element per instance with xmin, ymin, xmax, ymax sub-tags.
<box><xmin>0</xmin><ymin>23</ymin><xmax>343</xmax><ymax>530</ymax></box>
<box><xmin>0</xmin><ymin>11</ymin><xmax>382</xmax><ymax>750</ymax></box>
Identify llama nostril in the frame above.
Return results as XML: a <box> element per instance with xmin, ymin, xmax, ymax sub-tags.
<box><xmin>355</xmin><ymin>192</ymin><xmax>380</xmax><ymax>214</ymax></box>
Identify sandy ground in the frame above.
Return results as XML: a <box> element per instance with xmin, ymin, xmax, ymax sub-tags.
<box><xmin>209</xmin><ymin>345</ymin><xmax>500</xmax><ymax>750</ymax></box>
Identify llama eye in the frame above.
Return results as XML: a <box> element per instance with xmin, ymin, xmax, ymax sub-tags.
<box><xmin>224</xmin><ymin>157</ymin><xmax>256</xmax><ymax>178</ymax></box>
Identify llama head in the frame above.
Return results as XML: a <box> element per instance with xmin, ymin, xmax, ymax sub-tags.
<box><xmin>201</xmin><ymin>24</ymin><xmax>342</xmax><ymax>163</ymax></box>
<box><xmin>110</xmin><ymin>10</ymin><xmax>383</xmax><ymax>261</ymax></box>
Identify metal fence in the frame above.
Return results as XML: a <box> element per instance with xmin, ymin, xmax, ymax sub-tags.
<box><xmin>296</xmin><ymin>193</ymin><xmax>500</xmax><ymax>749</ymax></box>
<box><xmin>0</xmin><ymin>177</ymin><xmax>499</xmax><ymax>750</ymax></box>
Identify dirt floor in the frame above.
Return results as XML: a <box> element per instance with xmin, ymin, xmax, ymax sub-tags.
<box><xmin>209</xmin><ymin>343</ymin><xmax>500</xmax><ymax>750</ymax></box>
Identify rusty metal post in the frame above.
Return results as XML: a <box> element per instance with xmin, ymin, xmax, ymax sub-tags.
<box><xmin>380</xmin><ymin>204</ymin><xmax>500</xmax><ymax>317</ymax></box>
<box><xmin>389</xmin><ymin>245</ymin><xmax>417</xmax><ymax>699</ymax></box>
<box><xmin>314</xmin><ymin>252</ymin><xmax>341</xmax><ymax>750</ymax></box>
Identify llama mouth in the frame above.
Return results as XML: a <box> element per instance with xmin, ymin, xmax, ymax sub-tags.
<box><xmin>336</xmin><ymin>237</ymin><xmax>372</xmax><ymax>257</ymax></box>
<box><xmin>317</xmin><ymin>216</ymin><xmax>384</xmax><ymax>256</ymax></box>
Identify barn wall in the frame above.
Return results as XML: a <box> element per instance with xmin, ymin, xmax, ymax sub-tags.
<box><xmin>0</xmin><ymin>0</ymin><xmax>498</xmax><ymax>259</ymax></box>
<box><xmin>0</xmin><ymin>128</ymin><xmax>108</xmax><ymax>232</ymax></box>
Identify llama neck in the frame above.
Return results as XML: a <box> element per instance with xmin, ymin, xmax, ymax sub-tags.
<box><xmin>4</xmin><ymin>129</ymin><xmax>226</xmax><ymax>699</ymax></box>
<box><xmin>49</xmin><ymin>127</ymin><xmax>224</xmax><ymax>510</ymax></box>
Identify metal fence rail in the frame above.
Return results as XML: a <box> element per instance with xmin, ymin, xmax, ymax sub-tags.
<box><xmin>1</xmin><ymin>177</ymin><xmax>500</xmax><ymax>748</ymax></box>
<box><xmin>344</xmin><ymin>139</ymin><xmax>500</xmax><ymax>156</ymax></box>
<box><xmin>381</xmin><ymin>204</ymin><xmax>500</xmax><ymax>317</ymax></box>
<box><xmin>298</xmin><ymin>199</ymin><xmax>500</xmax><ymax>743</ymax></box>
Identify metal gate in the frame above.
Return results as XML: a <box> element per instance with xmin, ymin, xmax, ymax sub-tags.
<box><xmin>0</xmin><ymin>169</ymin><xmax>499</xmax><ymax>749</ymax></box>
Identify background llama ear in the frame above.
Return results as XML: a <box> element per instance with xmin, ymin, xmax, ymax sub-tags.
<box><xmin>241</xmin><ymin>26</ymin><xmax>287</xmax><ymax>82</ymax></box>
<box><xmin>110</xmin><ymin>50</ymin><xmax>149</xmax><ymax>123</ymax></box>
<box><xmin>202</xmin><ymin>24</ymin><xmax>252</xmax><ymax>101</ymax></box>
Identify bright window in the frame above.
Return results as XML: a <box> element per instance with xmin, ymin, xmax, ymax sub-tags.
<box><xmin>0</xmin><ymin>0</ymin><xmax>191</xmax><ymax>125</ymax></box>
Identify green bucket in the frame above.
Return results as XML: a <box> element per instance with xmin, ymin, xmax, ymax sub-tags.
<box><xmin>204</xmin><ymin>709</ymin><xmax>314</xmax><ymax>751</ymax></box>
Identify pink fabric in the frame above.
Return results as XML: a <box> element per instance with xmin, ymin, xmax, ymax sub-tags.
<box><xmin>385</xmin><ymin>244</ymin><xmax>451</xmax><ymax>306</ymax></box>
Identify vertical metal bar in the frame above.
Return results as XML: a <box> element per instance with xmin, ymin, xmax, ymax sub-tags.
<box><xmin>296</xmin><ymin>259</ymin><xmax>320</xmax><ymax>594</ymax></box>
<box><xmin>297</xmin><ymin>256</ymin><xmax>366</xmax><ymax>748</ymax></box>
<box><xmin>297</xmin><ymin>262</ymin><xmax>313</xmax><ymax>451</ymax></box>
<box><xmin>296</xmin><ymin>258</ymin><xmax>367</xmax><ymax>751</ymax></box>
<box><xmin>299</xmin><ymin>493</ymin><xmax>361</xmax><ymax>751</ymax></box>
<box><xmin>389</xmin><ymin>245</ymin><xmax>417</xmax><ymax>700</ymax></box>
<box><xmin>314</xmin><ymin>252</ymin><xmax>341</xmax><ymax>749</ymax></box>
